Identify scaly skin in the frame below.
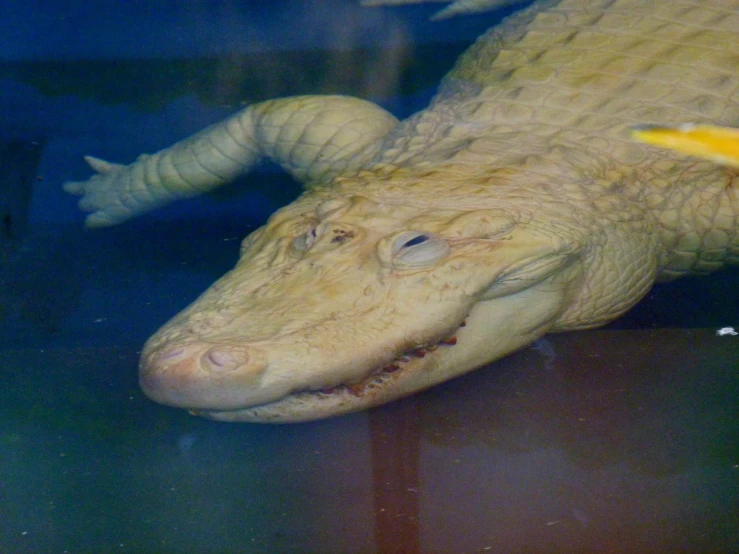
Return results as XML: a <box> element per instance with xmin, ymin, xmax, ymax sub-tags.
<box><xmin>65</xmin><ymin>0</ymin><xmax>738</xmax><ymax>422</ymax></box>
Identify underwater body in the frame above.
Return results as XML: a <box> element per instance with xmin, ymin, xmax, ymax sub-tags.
<box><xmin>64</xmin><ymin>0</ymin><xmax>738</xmax><ymax>423</ymax></box>
<box><xmin>1</xmin><ymin>0</ymin><xmax>738</xmax><ymax>551</ymax></box>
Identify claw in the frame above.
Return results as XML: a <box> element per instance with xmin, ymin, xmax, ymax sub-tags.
<box><xmin>84</xmin><ymin>155</ymin><xmax>123</xmax><ymax>174</ymax></box>
<box><xmin>62</xmin><ymin>180</ymin><xmax>84</xmax><ymax>195</ymax></box>
<box><xmin>84</xmin><ymin>211</ymin><xmax>119</xmax><ymax>228</ymax></box>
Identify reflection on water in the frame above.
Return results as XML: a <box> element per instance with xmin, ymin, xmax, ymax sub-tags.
<box><xmin>176</xmin><ymin>432</ymin><xmax>199</xmax><ymax>456</ymax></box>
<box><xmin>0</xmin><ymin>329</ymin><xmax>736</xmax><ymax>552</ymax></box>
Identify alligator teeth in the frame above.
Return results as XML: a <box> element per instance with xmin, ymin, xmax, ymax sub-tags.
<box><xmin>346</xmin><ymin>384</ymin><xmax>364</xmax><ymax>396</ymax></box>
<box><xmin>316</xmin><ymin>318</ymin><xmax>467</xmax><ymax>398</ymax></box>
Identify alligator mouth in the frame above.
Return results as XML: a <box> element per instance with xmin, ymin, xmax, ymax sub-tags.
<box><xmin>190</xmin><ymin>318</ymin><xmax>467</xmax><ymax>418</ymax></box>
<box><xmin>314</xmin><ymin>324</ymin><xmax>463</xmax><ymax>399</ymax></box>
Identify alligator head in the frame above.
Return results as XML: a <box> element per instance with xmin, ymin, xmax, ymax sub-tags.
<box><xmin>139</xmin><ymin>182</ymin><xmax>585</xmax><ymax>422</ymax></box>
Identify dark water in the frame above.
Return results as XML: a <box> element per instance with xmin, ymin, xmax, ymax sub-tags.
<box><xmin>1</xmin><ymin>329</ymin><xmax>737</xmax><ymax>553</ymax></box>
<box><xmin>1</xmin><ymin>1</ymin><xmax>738</xmax><ymax>552</ymax></box>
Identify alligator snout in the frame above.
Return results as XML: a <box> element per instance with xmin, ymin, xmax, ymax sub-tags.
<box><xmin>139</xmin><ymin>342</ymin><xmax>270</xmax><ymax>410</ymax></box>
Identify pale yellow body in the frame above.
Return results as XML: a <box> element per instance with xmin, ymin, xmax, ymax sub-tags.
<box><xmin>65</xmin><ymin>0</ymin><xmax>738</xmax><ymax>422</ymax></box>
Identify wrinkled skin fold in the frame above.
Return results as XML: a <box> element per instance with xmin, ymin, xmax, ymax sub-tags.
<box><xmin>64</xmin><ymin>0</ymin><xmax>738</xmax><ymax>422</ymax></box>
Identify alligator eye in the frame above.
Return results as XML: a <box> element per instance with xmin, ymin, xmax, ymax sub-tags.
<box><xmin>402</xmin><ymin>235</ymin><xmax>429</xmax><ymax>247</ymax></box>
<box><xmin>391</xmin><ymin>231</ymin><xmax>449</xmax><ymax>267</ymax></box>
<box><xmin>291</xmin><ymin>228</ymin><xmax>318</xmax><ymax>251</ymax></box>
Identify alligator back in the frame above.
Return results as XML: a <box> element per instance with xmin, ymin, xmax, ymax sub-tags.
<box><xmin>374</xmin><ymin>0</ymin><xmax>739</xmax><ymax>280</ymax></box>
<box><xmin>444</xmin><ymin>0</ymin><xmax>739</xmax><ymax>141</ymax></box>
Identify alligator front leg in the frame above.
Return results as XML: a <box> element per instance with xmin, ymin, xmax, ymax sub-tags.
<box><xmin>64</xmin><ymin>95</ymin><xmax>398</xmax><ymax>227</ymax></box>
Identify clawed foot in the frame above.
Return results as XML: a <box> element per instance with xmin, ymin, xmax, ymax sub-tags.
<box><xmin>63</xmin><ymin>155</ymin><xmax>142</xmax><ymax>228</ymax></box>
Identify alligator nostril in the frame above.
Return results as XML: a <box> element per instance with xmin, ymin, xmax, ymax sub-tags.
<box><xmin>201</xmin><ymin>346</ymin><xmax>250</xmax><ymax>373</ymax></box>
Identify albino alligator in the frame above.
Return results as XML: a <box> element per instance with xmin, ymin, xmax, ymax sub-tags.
<box><xmin>64</xmin><ymin>0</ymin><xmax>739</xmax><ymax>422</ymax></box>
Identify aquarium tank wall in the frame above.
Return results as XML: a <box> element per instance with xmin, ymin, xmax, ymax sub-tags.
<box><xmin>1</xmin><ymin>1</ymin><xmax>737</xmax><ymax>552</ymax></box>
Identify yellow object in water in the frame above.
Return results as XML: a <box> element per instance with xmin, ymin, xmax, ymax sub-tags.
<box><xmin>631</xmin><ymin>124</ymin><xmax>739</xmax><ymax>168</ymax></box>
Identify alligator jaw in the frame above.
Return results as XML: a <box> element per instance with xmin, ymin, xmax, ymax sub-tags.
<box><xmin>193</xmin><ymin>319</ymin><xmax>467</xmax><ymax>423</ymax></box>
<box><xmin>139</xmin><ymin>192</ymin><xmax>583</xmax><ymax>423</ymax></box>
